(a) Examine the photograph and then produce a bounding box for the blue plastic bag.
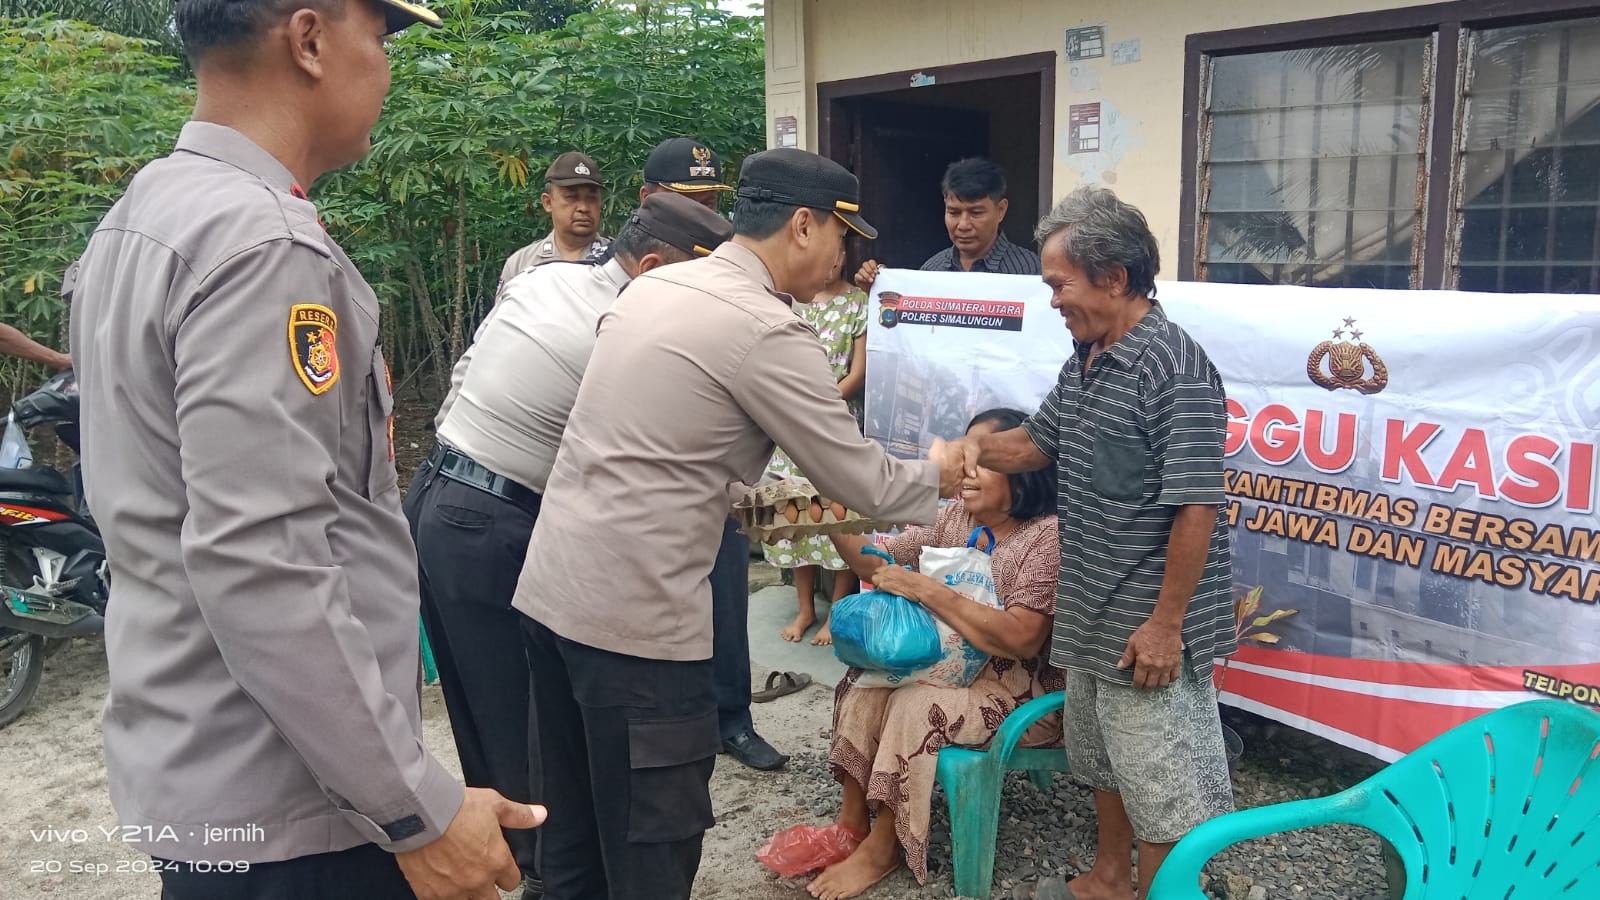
[830,547,943,677]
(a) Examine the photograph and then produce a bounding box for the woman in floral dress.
[766,246,869,645]
[807,409,1065,900]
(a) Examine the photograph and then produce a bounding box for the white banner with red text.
[863,268,1600,761]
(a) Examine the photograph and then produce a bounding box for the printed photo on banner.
[864,268,1600,761]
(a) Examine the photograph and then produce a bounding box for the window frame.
[1180,0,1600,288]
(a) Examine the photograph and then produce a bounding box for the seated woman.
[807,408,1064,900]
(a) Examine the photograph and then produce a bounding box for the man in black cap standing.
[408,191,734,900]
[639,135,785,772]
[510,147,969,899]
[495,150,610,300]
[641,136,734,212]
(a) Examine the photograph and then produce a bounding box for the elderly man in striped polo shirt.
[954,186,1236,900]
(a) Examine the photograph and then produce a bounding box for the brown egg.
[782,500,800,524]
[829,502,847,521]
[809,501,824,523]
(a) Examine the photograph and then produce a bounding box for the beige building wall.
[764,0,1439,273]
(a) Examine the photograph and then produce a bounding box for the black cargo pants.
[522,617,719,900]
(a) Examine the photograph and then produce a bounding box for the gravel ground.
[2,398,1401,899]
[756,712,1394,900]
[0,627,1398,900]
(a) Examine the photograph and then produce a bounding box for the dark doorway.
[820,53,1056,270]
[846,102,989,270]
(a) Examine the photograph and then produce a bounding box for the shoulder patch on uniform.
[289,304,340,395]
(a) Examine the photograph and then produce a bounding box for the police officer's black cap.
[627,192,735,258]
[376,0,443,33]
[735,148,878,240]
[644,138,734,194]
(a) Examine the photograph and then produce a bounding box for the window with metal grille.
[1198,40,1431,289]
[1185,4,1600,294]
[1455,16,1600,294]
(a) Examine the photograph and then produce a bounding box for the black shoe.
[722,729,789,771]
[519,874,544,899]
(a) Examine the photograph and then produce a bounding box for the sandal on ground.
[751,670,812,703]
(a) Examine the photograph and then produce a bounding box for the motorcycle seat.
[0,466,73,496]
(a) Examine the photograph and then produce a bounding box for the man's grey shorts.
[1062,664,1234,843]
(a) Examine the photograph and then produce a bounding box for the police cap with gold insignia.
[546,151,603,188]
[735,148,877,239]
[644,137,734,194]
[376,0,442,33]
[626,191,735,258]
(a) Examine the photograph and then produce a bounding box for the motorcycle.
[0,370,108,728]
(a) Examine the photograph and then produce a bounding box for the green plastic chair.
[936,690,1069,900]
[419,617,439,686]
[1149,699,1600,900]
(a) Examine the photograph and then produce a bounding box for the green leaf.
[1,2,764,387]
[1238,586,1265,621]
[1251,609,1299,629]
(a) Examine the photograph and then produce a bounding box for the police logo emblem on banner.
[689,145,717,178]
[878,291,902,329]
[289,304,340,395]
[1307,316,1387,395]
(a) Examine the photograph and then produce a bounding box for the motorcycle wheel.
[0,630,45,729]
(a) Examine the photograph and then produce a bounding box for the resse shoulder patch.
[289,304,340,395]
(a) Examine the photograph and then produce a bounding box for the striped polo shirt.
[1021,301,1236,684]
[921,231,1041,275]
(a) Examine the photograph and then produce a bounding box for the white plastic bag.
[0,418,32,469]
[856,527,1002,689]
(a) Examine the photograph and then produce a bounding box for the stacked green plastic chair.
[1150,700,1600,899]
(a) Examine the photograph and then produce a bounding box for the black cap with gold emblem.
[734,148,877,239]
[376,0,443,33]
[627,192,735,258]
[644,137,734,194]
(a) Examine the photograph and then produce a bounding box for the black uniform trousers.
[710,517,754,742]
[402,458,540,881]
[157,843,414,900]
[522,617,719,900]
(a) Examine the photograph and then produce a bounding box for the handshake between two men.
[928,425,1051,500]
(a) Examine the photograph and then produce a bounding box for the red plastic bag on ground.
[755,823,866,876]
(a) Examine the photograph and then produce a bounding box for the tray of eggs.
[733,478,897,543]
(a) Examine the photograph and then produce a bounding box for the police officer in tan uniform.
[638,135,788,771]
[495,152,610,300]
[406,192,733,897]
[68,3,541,899]
[513,148,969,899]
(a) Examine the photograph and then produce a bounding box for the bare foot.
[781,611,816,643]
[1061,867,1136,900]
[810,621,833,646]
[806,839,899,900]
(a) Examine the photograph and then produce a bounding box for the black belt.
[427,444,541,511]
